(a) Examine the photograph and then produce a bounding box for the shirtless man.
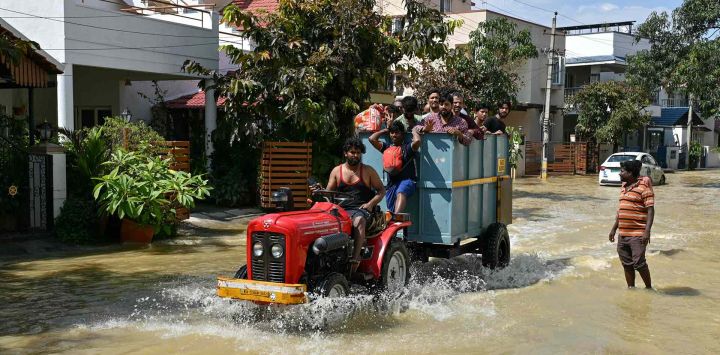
[313,137,385,273]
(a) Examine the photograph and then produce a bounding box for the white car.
[599,152,666,186]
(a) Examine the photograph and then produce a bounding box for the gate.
[524,141,591,176]
[1,128,52,232]
[260,142,313,210]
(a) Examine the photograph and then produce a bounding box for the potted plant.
[689,141,702,170]
[93,149,211,243]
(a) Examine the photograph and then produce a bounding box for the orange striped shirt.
[617,176,654,237]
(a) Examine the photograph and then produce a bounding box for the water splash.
[91,253,568,337]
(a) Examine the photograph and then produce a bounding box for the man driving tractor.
[311,137,385,274]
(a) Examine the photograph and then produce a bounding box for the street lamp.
[36,121,54,142]
[120,108,133,122]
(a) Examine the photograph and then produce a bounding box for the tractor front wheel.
[315,272,350,297]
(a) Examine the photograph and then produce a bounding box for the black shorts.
[345,208,385,235]
[346,208,373,227]
[617,236,648,270]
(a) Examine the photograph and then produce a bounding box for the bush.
[93,150,211,236]
[55,197,103,244]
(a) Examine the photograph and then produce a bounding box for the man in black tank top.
[316,137,385,273]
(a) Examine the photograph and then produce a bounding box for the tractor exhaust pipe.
[312,233,350,255]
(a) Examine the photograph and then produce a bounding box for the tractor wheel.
[315,272,350,297]
[378,238,411,292]
[482,223,511,269]
[233,265,248,279]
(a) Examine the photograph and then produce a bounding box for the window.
[607,154,636,163]
[440,0,452,13]
[76,107,112,129]
[391,17,404,35]
[552,57,565,86]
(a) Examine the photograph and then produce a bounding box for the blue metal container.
[360,133,511,245]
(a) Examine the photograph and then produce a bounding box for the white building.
[562,21,719,168]
[0,0,234,155]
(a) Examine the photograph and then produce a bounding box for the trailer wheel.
[315,272,350,297]
[379,238,411,292]
[233,265,248,279]
[482,223,510,269]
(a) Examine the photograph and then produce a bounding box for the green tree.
[627,0,720,117]
[186,0,459,139]
[182,0,460,200]
[570,81,652,150]
[405,18,538,108]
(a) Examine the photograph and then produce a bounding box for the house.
[382,1,567,145]
[562,21,719,168]
[0,17,63,143]
[0,0,229,157]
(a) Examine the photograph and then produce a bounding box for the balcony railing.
[564,87,583,104]
[660,98,688,107]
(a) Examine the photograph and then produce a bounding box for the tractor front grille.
[251,232,286,283]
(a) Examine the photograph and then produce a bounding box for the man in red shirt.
[608,160,655,289]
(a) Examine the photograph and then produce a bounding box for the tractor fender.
[365,221,411,279]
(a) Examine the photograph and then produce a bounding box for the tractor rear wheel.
[482,223,511,269]
[233,265,248,279]
[378,238,410,292]
[315,272,350,297]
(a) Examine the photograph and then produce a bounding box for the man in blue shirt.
[368,120,426,213]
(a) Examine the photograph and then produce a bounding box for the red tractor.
[217,134,512,305]
[218,189,411,304]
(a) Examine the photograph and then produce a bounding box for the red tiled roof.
[231,0,279,14]
[165,91,227,109]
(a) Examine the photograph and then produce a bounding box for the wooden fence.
[156,141,191,220]
[261,142,313,209]
[524,141,590,176]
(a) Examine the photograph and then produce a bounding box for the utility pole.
[686,94,693,170]
[541,12,557,181]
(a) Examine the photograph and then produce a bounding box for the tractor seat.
[365,209,386,238]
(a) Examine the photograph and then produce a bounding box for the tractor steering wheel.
[311,189,354,206]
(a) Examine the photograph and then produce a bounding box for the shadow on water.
[655,248,684,257]
[513,207,555,222]
[513,190,609,202]
[686,182,720,189]
[656,286,701,297]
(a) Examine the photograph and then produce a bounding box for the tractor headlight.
[271,243,284,258]
[253,241,264,257]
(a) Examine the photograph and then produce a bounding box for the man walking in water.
[609,160,655,289]
[313,137,385,273]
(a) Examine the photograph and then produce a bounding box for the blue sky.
[474,0,684,28]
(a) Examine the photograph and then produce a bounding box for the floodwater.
[1,170,719,354]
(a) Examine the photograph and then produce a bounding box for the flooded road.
[1,170,719,354]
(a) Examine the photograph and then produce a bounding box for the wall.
[0,0,67,62]
[565,32,649,59]
[0,0,219,75]
[119,80,201,123]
